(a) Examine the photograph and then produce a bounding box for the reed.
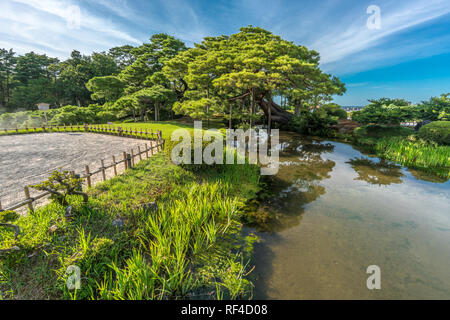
[376,137,450,177]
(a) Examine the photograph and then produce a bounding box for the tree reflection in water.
[346,157,405,186]
[250,136,335,232]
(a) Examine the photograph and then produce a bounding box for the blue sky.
[1,0,450,105]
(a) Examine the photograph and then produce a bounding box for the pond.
[252,132,450,299]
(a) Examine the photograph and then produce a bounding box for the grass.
[376,136,450,178]
[0,152,260,300]
[333,124,450,178]
[0,119,225,141]
[117,121,196,140]
[117,118,227,139]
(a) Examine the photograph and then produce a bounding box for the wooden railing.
[0,126,165,213]
[1,123,163,141]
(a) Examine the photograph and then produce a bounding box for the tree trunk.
[250,88,255,129]
[257,94,293,127]
[294,99,303,115]
[229,104,233,129]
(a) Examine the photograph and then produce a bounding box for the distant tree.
[0,49,16,109]
[133,85,176,121]
[120,34,186,95]
[86,76,125,102]
[109,45,136,70]
[14,52,58,85]
[415,94,450,121]
[58,51,119,107]
[367,97,410,108]
[352,98,415,125]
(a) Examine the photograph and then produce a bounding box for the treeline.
[352,96,450,125]
[2,25,448,133]
[1,27,348,129]
[0,48,131,112]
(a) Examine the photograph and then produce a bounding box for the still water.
[253,132,450,299]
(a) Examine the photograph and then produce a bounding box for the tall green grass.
[376,137,450,177]
[0,153,260,300]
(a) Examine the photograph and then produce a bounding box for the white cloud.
[309,0,450,72]
[0,0,142,58]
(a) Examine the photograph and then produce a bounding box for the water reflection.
[252,133,450,300]
[408,168,450,184]
[251,135,335,232]
[346,157,405,186]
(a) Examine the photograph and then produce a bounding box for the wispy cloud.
[309,0,450,72]
[1,0,449,77]
[0,0,142,58]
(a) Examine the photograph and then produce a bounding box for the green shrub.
[352,104,414,125]
[353,124,415,147]
[418,121,450,145]
[289,107,338,136]
[414,94,450,121]
[323,103,348,120]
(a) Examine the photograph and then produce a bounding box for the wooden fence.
[1,123,163,141]
[0,127,165,213]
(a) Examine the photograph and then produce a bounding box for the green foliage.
[375,136,450,177]
[0,211,19,223]
[165,130,226,172]
[86,76,124,102]
[352,102,414,125]
[415,94,450,121]
[353,124,415,146]
[352,95,450,125]
[1,49,120,113]
[322,103,347,119]
[133,85,176,121]
[0,152,260,300]
[120,34,186,95]
[163,26,345,125]
[31,170,87,205]
[288,107,339,136]
[367,98,410,108]
[0,104,121,128]
[418,121,450,145]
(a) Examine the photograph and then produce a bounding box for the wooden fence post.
[145,143,149,158]
[138,146,142,161]
[101,159,107,181]
[131,149,135,166]
[85,165,92,188]
[0,199,2,211]
[24,186,33,212]
[127,153,132,168]
[123,152,128,170]
[112,155,118,176]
